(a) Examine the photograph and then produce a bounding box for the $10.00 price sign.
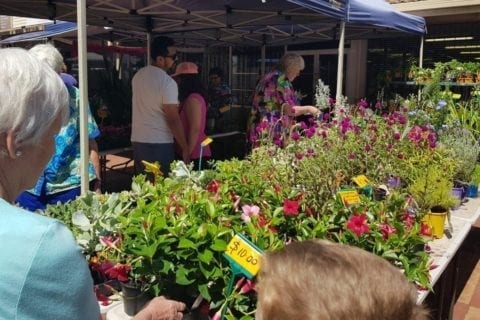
[223,233,263,279]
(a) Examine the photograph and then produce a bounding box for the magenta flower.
[306,127,316,138]
[283,199,299,216]
[379,223,396,239]
[346,214,370,236]
[291,131,300,141]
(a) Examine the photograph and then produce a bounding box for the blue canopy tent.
[290,0,426,101]
[0,0,425,193]
[0,21,77,44]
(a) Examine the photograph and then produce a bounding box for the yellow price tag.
[338,189,361,206]
[352,175,370,188]
[224,234,263,278]
[201,137,213,147]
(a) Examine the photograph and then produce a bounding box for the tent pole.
[77,0,89,195]
[335,21,346,106]
[419,35,424,68]
[228,46,233,87]
[418,35,424,100]
[147,32,152,65]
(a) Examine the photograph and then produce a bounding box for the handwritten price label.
[338,189,361,206]
[224,234,263,278]
[352,175,370,188]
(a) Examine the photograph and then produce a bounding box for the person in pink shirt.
[172,62,211,170]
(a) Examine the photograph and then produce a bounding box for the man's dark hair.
[150,36,175,61]
[209,67,224,79]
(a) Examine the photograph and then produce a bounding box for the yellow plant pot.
[423,210,447,239]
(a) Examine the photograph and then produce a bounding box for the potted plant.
[467,164,480,197]
[407,156,458,238]
[439,126,480,195]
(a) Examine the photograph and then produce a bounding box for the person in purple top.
[60,62,78,87]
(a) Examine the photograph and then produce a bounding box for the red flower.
[104,263,131,282]
[206,180,220,194]
[346,214,370,236]
[420,222,432,237]
[283,199,299,216]
[379,223,396,239]
[402,213,415,230]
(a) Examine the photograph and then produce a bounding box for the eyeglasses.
[164,53,177,61]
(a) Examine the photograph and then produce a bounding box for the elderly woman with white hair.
[0,48,186,319]
[15,43,102,211]
[251,52,320,124]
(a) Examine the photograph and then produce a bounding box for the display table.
[104,197,480,319]
[98,147,133,192]
[417,197,480,303]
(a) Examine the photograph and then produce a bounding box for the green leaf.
[210,239,227,252]
[178,238,196,249]
[206,200,216,218]
[198,283,212,301]
[176,266,195,285]
[199,249,214,264]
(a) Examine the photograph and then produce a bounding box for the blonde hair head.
[256,240,429,320]
[279,53,304,73]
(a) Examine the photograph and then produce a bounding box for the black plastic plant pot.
[373,187,387,201]
[120,282,151,316]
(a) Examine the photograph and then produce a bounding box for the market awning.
[0,1,425,47]
[0,21,77,44]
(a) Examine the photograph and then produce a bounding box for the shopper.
[172,62,211,170]
[131,36,189,177]
[0,47,186,320]
[206,66,233,133]
[256,240,429,320]
[16,43,101,211]
[251,53,319,124]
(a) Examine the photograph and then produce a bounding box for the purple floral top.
[252,70,299,120]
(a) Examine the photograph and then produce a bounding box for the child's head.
[256,240,429,320]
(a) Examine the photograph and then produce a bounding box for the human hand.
[133,296,186,320]
[309,106,320,117]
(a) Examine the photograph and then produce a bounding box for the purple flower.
[306,127,316,138]
[291,131,300,141]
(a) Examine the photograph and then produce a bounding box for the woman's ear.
[5,130,21,159]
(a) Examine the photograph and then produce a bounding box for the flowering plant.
[46,99,470,318]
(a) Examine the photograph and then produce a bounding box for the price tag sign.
[223,233,263,279]
[352,175,370,188]
[338,189,361,206]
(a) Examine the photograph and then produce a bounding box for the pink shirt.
[180,93,211,159]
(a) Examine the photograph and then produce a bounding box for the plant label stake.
[221,233,263,319]
[199,137,213,171]
[352,175,373,198]
[338,189,361,206]
[352,175,370,188]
